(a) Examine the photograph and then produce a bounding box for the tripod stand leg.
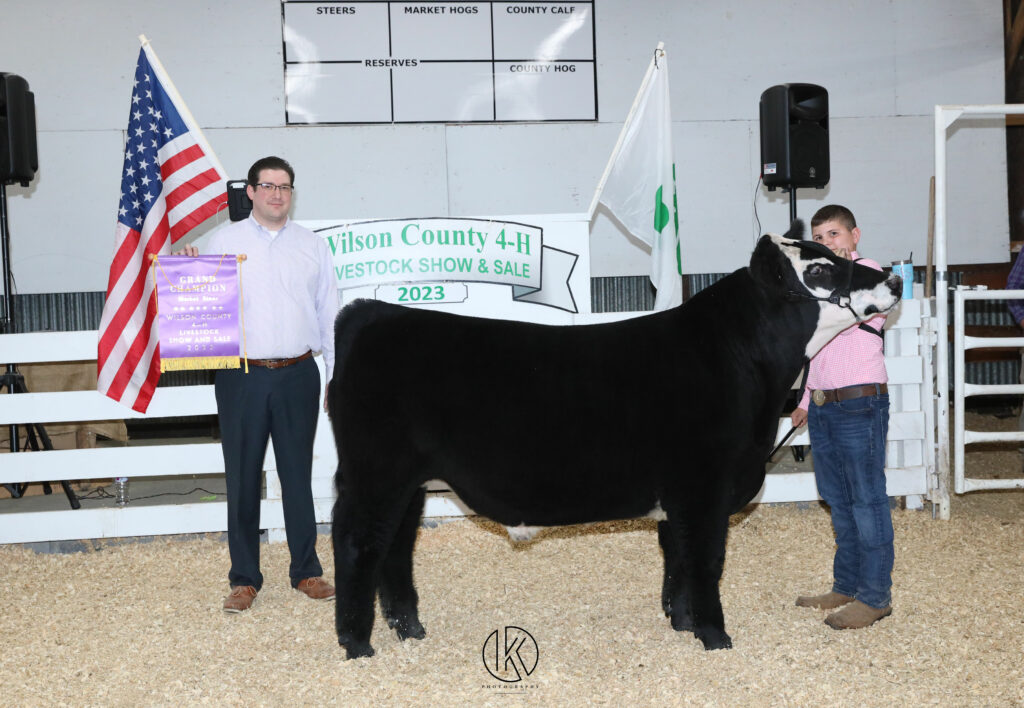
[2,185,79,508]
[60,480,81,510]
[27,422,79,508]
[5,371,82,510]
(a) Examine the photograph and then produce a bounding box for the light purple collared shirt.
[208,214,339,379]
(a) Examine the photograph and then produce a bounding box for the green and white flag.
[595,45,681,310]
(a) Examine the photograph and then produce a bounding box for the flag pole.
[137,34,228,180]
[587,41,665,222]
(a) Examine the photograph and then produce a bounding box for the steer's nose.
[886,274,902,297]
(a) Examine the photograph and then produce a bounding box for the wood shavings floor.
[1,413,1022,706]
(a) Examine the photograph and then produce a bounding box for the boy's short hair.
[810,204,857,231]
[247,156,295,187]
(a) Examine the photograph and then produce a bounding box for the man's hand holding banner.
[152,254,246,373]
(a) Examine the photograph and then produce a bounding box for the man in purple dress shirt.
[182,156,339,612]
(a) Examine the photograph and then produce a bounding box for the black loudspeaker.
[0,73,38,187]
[226,180,252,221]
[759,83,828,191]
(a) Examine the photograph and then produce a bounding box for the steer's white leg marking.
[506,524,544,542]
[646,503,667,521]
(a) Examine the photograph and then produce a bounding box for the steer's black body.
[328,224,902,659]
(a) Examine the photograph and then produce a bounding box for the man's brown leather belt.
[246,350,312,369]
[811,383,887,406]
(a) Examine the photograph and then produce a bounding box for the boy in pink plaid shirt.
[790,204,894,630]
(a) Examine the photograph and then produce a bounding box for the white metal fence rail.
[1,301,935,545]
[0,330,357,545]
[953,287,1024,493]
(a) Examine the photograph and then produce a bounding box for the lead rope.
[766,360,811,463]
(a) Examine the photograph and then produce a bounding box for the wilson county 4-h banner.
[152,255,244,372]
[309,215,588,319]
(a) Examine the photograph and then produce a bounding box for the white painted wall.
[0,0,1007,294]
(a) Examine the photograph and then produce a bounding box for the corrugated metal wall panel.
[962,297,1014,327]
[12,292,105,333]
[590,274,731,313]
[964,360,1019,387]
[590,276,655,313]
[686,273,730,297]
[7,282,1023,388]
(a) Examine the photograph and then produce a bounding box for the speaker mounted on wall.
[759,83,829,192]
[0,72,38,187]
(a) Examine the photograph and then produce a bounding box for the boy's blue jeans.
[807,391,893,609]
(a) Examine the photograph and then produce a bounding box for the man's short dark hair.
[247,156,295,187]
[810,204,857,231]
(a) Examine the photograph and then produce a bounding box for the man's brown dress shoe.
[296,576,335,600]
[223,585,257,613]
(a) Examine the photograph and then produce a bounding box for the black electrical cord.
[75,484,226,502]
[752,173,763,238]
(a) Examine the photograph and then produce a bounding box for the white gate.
[952,287,1024,493]
[933,103,1024,517]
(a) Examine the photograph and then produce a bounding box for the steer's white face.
[770,234,902,358]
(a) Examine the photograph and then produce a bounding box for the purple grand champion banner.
[154,254,242,372]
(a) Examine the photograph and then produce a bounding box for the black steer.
[327,223,902,659]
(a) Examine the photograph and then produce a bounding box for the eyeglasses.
[254,183,294,195]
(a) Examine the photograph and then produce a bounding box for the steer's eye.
[807,264,824,276]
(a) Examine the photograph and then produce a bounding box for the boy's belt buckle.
[812,390,826,406]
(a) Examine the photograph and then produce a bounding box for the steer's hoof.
[386,612,426,641]
[669,610,694,633]
[340,639,375,660]
[395,620,426,642]
[697,629,733,651]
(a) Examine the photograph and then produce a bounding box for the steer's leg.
[663,502,732,650]
[332,486,387,660]
[683,508,732,650]
[657,520,692,630]
[378,486,426,642]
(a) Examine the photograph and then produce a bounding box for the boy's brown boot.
[824,600,892,630]
[795,591,854,610]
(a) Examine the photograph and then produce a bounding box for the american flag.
[97,41,227,412]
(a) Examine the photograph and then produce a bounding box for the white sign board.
[282,1,597,123]
[303,213,590,323]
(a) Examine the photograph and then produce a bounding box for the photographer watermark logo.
[482,626,539,682]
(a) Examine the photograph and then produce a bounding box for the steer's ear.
[749,234,792,293]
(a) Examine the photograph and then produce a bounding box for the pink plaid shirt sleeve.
[798,253,888,410]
